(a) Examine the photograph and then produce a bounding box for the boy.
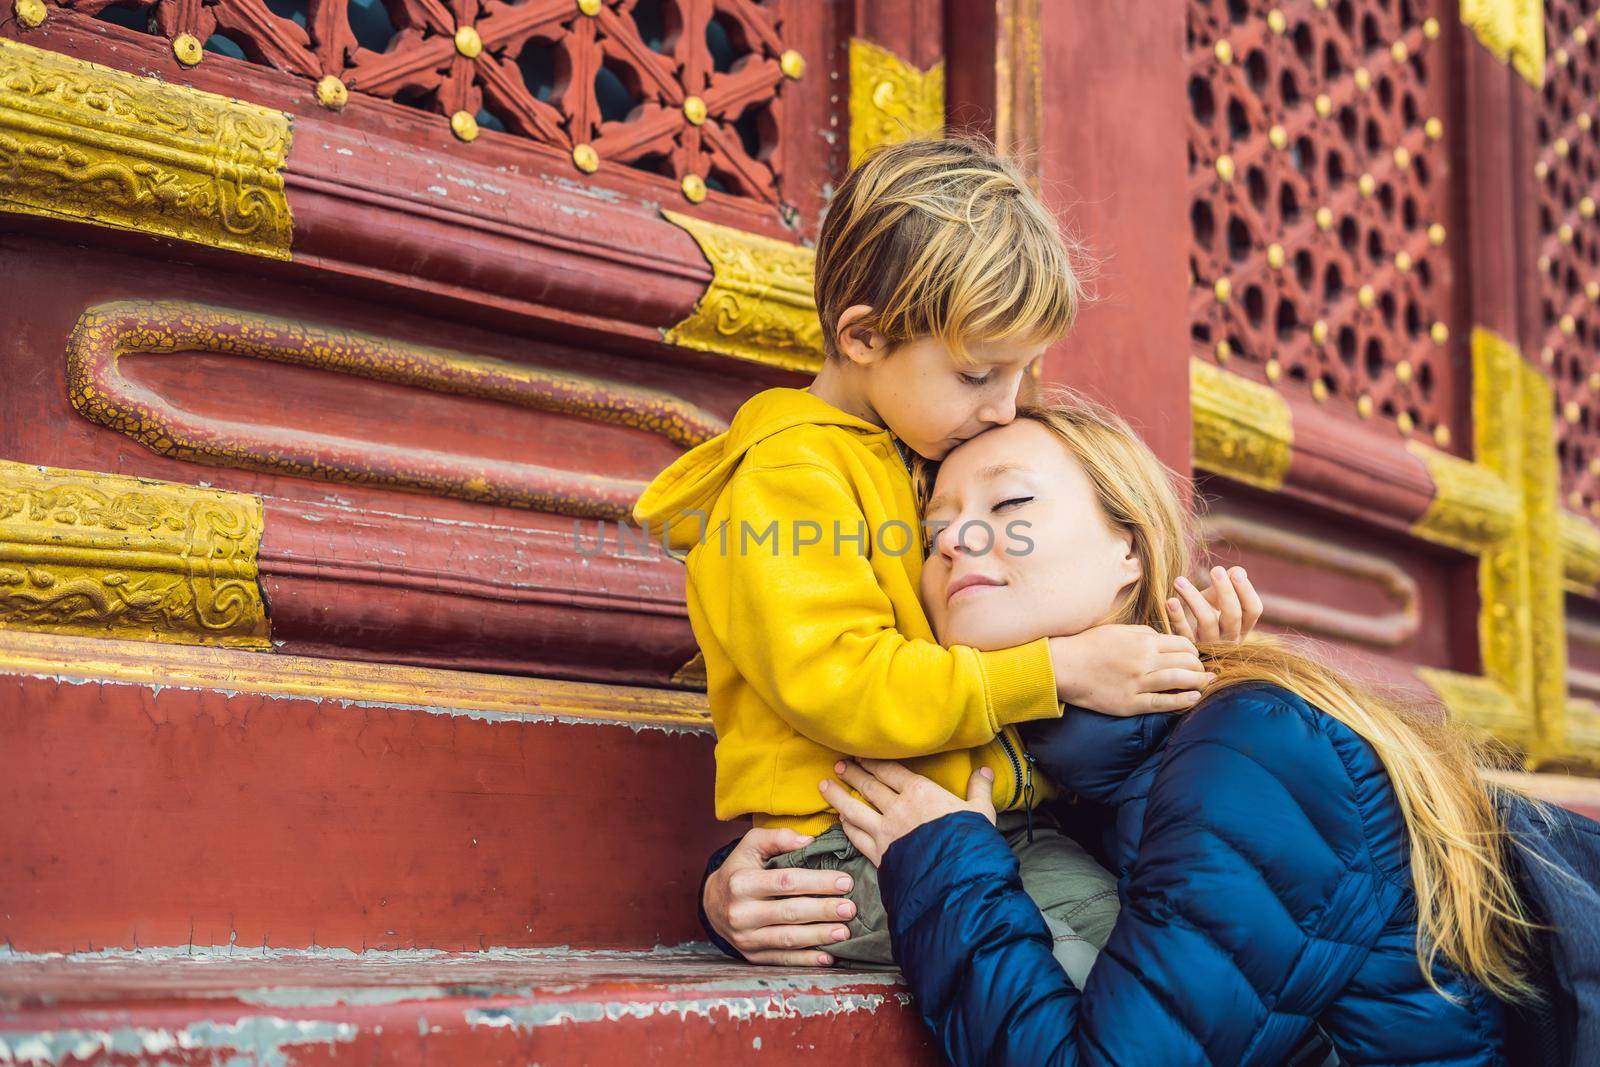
[634,138,1210,968]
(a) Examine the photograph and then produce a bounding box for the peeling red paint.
[0,952,940,1065]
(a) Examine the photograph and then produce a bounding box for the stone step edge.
[0,947,924,1064]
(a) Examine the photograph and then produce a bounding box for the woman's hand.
[1167,565,1262,644]
[822,760,997,867]
[702,827,857,966]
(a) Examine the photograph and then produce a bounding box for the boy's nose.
[978,393,1017,426]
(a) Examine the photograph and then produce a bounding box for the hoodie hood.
[633,387,888,552]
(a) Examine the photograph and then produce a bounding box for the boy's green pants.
[766,808,1116,988]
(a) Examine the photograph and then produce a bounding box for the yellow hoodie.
[634,387,1062,834]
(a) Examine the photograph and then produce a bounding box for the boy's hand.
[1049,626,1212,715]
[1166,565,1263,645]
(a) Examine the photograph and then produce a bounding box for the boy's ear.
[835,305,889,365]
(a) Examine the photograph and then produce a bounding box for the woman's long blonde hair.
[916,389,1541,1004]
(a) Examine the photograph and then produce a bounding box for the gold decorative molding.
[670,649,707,690]
[1472,328,1535,731]
[1561,510,1600,594]
[849,38,945,163]
[1459,0,1547,87]
[1416,667,1532,752]
[0,38,293,259]
[1565,700,1600,768]
[0,459,270,648]
[1523,361,1568,755]
[1406,440,1518,554]
[0,627,712,729]
[1189,358,1293,491]
[1470,326,1568,759]
[661,210,824,373]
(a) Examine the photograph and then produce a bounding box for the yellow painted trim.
[1522,362,1568,756]
[0,38,293,259]
[0,459,270,649]
[1561,510,1600,594]
[1189,358,1293,491]
[0,627,712,729]
[1467,327,1572,761]
[849,38,945,163]
[1565,700,1600,768]
[1406,440,1518,554]
[1459,0,1547,87]
[661,210,824,373]
[671,649,707,689]
[1471,328,1538,740]
[1416,667,1532,754]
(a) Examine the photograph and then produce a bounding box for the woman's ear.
[835,305,888,366]
[1115,534,1143,592]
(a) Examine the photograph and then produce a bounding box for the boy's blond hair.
[814,136,1081,362]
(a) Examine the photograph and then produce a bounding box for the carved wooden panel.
[1187,0,1462,450]
[1534,2,1600,516]
[58,0,814,211]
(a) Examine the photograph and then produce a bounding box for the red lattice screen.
[1536,2,1600,515]
[62,0,807,211]
[1187,0,1461,450]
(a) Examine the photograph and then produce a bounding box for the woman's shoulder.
[1169,681,1376,770]
[1154,682,1401,859]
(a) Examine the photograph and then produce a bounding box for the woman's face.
[920,419,1142,651]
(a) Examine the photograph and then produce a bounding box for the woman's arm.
[857,691,1396,1066]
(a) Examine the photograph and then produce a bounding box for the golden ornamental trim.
[670,649,707,690]
[1472,328,1535,725]
[1459,0,1547,87]
[1406,440,1518,554]
[1565,700,1600,769]
[849,38,945,163]
[1416,667,1532,754]
[661,210,824,373]
[1467,326,1569,760]
[0,628,712,730]
[1521,361,1568,755]
[1561,510,1600,594]
[0,38,292,259]
[0,459,270,648]
[1189,358,1293,491]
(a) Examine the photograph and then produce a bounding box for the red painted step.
[0,632,731,955]
[0,949,940,1065]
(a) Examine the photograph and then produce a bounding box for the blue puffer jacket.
[879,682,1509,1066]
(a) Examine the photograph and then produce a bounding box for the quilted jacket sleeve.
[880,688,1402,1067]
[1020,708,1177,802]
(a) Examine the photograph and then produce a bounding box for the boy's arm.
[704,462,1061,758]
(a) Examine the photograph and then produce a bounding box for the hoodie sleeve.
[699,461,1061,758]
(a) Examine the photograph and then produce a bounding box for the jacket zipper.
[995,729,1036,842]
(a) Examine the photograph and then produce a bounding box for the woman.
[711,394,1537,1064]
